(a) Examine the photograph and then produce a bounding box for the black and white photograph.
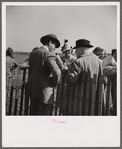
[2,2,120,147]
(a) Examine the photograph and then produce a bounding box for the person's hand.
[62,66,68,72]
[20,63,29,68]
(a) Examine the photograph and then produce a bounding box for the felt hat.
[6,47,14,56]
[61,39,72,53]
[73,39,93,49]
[93,47,102,53]
[111,49,117,56]
[40,34,60,48]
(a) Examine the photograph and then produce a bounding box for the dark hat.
[111,49,117,56]
[73,39,93,49]
[61,39,72,53]
[6,47,14,56]
[40,34,60,48]
[93,47,102,53]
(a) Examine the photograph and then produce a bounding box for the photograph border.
[1,1,121,148]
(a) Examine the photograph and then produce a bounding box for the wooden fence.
[55,72,117,116]
[6,67,30,115]
[6,67,117,116]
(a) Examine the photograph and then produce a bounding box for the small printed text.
[52,119,65,124]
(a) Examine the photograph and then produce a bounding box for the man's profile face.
[48,41,56,52]
[63,50,71,58]
[76,47,81,57]
[76,47,86,57]
[10,51,15,59]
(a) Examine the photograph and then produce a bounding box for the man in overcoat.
[67,39,103,83]
[67,39,104,115]
[28,34,61,115]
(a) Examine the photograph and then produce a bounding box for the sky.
[6,3,118,54]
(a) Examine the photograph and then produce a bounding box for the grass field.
[14,54,29,64]
[13,52,66,64]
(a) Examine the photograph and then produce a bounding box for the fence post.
[59,72,66,115]
[84,73,91,115]
[6,70,12,115]
[55,83,61,115]
[24,83,30,115]
[78,73,86,115]
[62,75,68,115]
[19,68,26,115]
[8,86,13,115]
[67,84,73,115]
[111,76,117,115]
[105,77,111,115]
[91,74,97,115]
[72,83,79,115]
[97,75,104,115]
[14,88,18,115]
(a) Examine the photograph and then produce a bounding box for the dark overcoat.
[28,46,61,104]
[67,52,103,83]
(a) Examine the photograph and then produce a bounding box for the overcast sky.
[6,3,118,54]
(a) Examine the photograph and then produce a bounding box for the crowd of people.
[6,34,117,115]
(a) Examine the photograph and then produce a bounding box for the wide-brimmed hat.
[73,39,93,49]
[40,34,60,48]
[61,39,72,53]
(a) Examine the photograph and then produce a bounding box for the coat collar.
[77,52,93,58]
[42,45,49,51]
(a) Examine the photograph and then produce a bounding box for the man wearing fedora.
[28,34,61,115]
[67,39,103,83]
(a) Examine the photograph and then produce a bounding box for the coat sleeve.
[67,61,82,83]
[103,66,117,76]
[45,54,61,86]
[13,59,20,68]
[103,57,117,76]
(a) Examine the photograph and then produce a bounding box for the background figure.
[111,49,117,57]
[61,39,76,69]
[113,51,117,62]
[67,39,103,83]
[93,47,107,60]
[6,47,20,77]
[103,49,117,115]
[103,49,117,76]
[20,58,29,68]
[55,53,68,72]
[20,47,39,68]
[28,34,61,115]
[6,47,20,67]
[67,39,104,115]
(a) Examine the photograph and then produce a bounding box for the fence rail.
[6,67,117,116]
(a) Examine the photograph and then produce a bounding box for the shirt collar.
[42,45,49,51]
[78,52,93,58]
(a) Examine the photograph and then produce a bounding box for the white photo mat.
[2,2,120,147]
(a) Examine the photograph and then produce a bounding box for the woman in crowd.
[93,47,107,60]
[6,47,20,77]
[103,49,117,115]
[6,47,20,68]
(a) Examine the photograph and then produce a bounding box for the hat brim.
[41,36,60,48]
[62,49,71,53]
[73,45,93,49]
